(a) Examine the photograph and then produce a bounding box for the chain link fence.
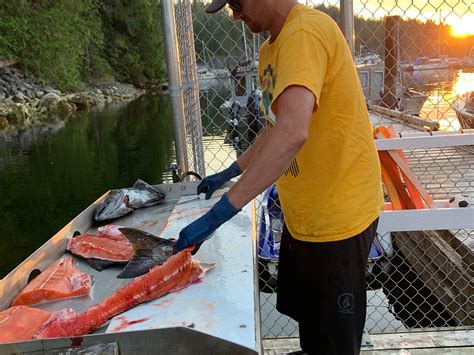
[172,0,473,339]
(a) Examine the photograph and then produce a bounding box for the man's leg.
[278,219,378,355]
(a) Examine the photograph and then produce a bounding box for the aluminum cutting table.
[0,181,260,354]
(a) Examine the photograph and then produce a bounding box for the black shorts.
[276,219,378,354]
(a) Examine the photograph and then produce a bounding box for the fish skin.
[116,227,175,279]
[94,179,165,222]
[11,257,92,307]
[34,248,213,339]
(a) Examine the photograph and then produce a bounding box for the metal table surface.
[0,181,260,354]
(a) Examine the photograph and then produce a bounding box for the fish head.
[94,190,133,222]
[127,180,165,208]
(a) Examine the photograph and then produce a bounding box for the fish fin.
[116,227,175,279]
[198,262,216,274]
[116,257,158,278]
[86,258,117,271]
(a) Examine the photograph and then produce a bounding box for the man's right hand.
[197,161,241,199]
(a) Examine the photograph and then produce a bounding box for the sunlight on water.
[452,72,474,95]
[418,70,473,131]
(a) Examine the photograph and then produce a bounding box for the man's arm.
[228,85,316,209]
[235,124,271,171]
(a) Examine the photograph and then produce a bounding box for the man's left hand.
[175,193,241,254]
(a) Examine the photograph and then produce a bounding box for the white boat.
[356,62,428,116]
[452,92,474,129]
[197,66,230,91]
[411,56,455,71]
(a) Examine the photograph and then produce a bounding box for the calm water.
[405,69,474,130]
[0,96,174,277]
[0,92,236,278]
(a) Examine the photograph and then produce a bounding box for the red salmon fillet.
[11,257,92,306]
[34,248,205,339]
[0,306,51,343]
[67,232,133,262]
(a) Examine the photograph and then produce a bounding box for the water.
[405,69,474,130]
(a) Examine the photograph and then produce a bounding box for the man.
[176,1,383,353]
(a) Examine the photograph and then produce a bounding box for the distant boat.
[356,62,427,116]
[197,66,230,91]
[411,56,458,71]
[452,92,474,129]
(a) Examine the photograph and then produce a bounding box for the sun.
[449,16,474,38]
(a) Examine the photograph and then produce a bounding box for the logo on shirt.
[260,64,276,125]
[260,64,299,178]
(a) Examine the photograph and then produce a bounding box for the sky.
[297,0,473,36]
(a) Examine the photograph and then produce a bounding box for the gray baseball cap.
[206,0,227,13]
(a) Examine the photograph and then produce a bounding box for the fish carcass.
[66,225,133,271]
[94,179,165,222]
[11,256,92,307]
[34,248,214,339]
[66,226,175,278]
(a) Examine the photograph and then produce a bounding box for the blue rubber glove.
[197,162,241,200]
[175,193,241,254]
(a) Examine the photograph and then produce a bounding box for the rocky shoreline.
[0,67,147,130]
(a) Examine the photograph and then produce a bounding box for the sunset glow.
[449,17,474,38]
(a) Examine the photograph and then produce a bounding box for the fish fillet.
[67,233,133,262]
[34,248,209,339]
[0,306,51,343]
[11,256,92,306]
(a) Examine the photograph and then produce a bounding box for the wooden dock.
[263,329,474,354]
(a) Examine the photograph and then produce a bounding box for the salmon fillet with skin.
[11,256,92,307]
[34,248,213,339]
[0,306,52,343]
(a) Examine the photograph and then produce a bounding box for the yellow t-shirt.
[258,4,383,242]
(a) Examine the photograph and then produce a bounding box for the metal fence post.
[161,0,189,173]
[340,0,354,56]
[175,1,206,178]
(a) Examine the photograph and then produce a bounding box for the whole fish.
[67,226,175,278]
[94,179,165,222]
[34,248,214,339]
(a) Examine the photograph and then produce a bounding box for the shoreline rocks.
[0,67,146,130]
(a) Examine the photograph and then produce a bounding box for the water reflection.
[405,69,474,131]
[0,95,176,277]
